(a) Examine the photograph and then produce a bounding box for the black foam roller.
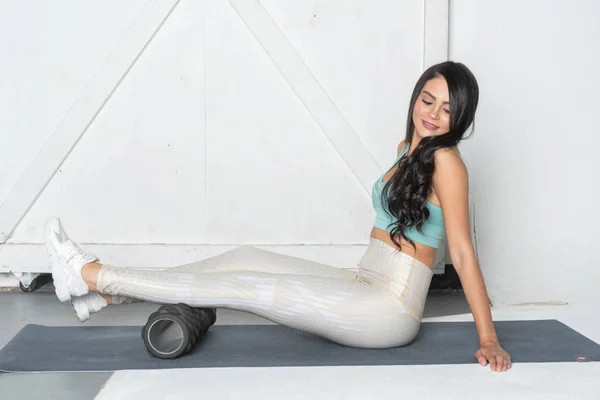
[141,303,217,359]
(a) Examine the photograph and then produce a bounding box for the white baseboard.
[0,273,20,289]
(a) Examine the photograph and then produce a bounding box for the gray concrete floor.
[0,284,469,400]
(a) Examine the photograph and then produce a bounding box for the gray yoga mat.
[1,319,599,372]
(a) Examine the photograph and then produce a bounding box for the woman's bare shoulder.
[434,147,467,178]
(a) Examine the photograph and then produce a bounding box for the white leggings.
[97,238,433,348]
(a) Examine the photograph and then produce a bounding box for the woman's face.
[412,76,451,139]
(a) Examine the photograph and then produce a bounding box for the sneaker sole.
[44,218,89,302]
[45,220,72,302]
[72,298,91,322]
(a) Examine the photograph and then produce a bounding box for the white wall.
[7,1,593,307]
[1,0,449,288]
[449,0,600,305]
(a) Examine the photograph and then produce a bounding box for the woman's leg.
[46,217,419,347]
[167,246,357,280]
[74,246,358,318]
[46,217,356,320]
[85,263,418,348]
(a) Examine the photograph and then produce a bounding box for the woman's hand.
[475,342,512,372]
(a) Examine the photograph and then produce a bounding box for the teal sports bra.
[371,145,445,248]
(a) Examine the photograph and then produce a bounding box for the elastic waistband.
[366,238,431,271]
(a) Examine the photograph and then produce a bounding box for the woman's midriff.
[369,227,437,271]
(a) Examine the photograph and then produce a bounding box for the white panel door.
[0,0,448,277]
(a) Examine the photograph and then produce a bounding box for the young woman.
[45,61,511,372]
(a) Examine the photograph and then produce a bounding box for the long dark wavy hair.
[381,61,479,251]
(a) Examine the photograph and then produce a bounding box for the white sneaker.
[45,217,98,302]
[71,292,108,322]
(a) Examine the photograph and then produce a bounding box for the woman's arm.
[432,148,511,372]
